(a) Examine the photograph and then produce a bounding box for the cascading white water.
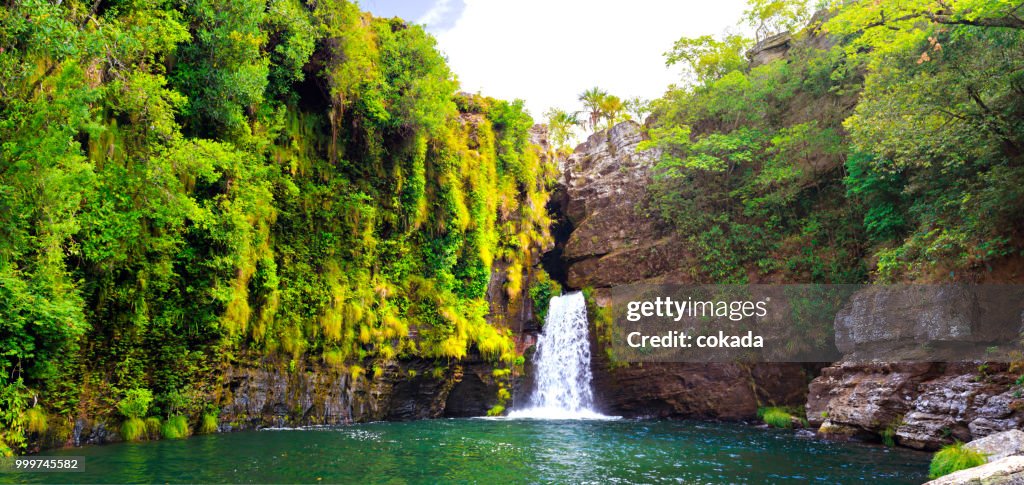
[508,292,612,419]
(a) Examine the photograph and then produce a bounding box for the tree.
[577,87,608,131]
[599,95,626,130]
[742,0,810,41]
[544,108,581,151]
[625,97,652,123]
[665,34,751,87]
[826,0,1024,279]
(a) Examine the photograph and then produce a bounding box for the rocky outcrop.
[807,285,1024,449]
[559,121,691,289]
[811,365,1024,450]
[747,32,792,67]
[834,285,1023,361]
[217,354,506,429]
[219,357,354,428]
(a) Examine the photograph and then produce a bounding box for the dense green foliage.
[641,0,1024,284]
[528,272,561,325]
[643,29,865,283]
[117,389,153,419]
[929,442,987,479]
[0,0,553,453]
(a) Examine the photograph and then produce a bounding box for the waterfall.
[508,292,612,419]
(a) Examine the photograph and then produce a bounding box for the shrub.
[760,407,793,428]
[199,413,218,434]
[486,405,505,416]
[24,408,47,434]
[929,442,986,479]
[117,389,153,419]
[121,417,146,442]
[160,415,190,439]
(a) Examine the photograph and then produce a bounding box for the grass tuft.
[160,415,190,439]
[199,413,218,434]
[121,417,147,442]
[760,407,794,429]
[24,408,48,434]
[929,442,986,479]
[144,417,162,439]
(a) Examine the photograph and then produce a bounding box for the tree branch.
[927,12,1024,29]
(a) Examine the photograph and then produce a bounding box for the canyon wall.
[556,120,1024,448]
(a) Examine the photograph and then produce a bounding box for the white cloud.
[433,0,749,121]
[417,0,453,25]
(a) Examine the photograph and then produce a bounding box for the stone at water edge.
[923,430,1024,485]
[967,430,1024,463]
[924,455,1024,485]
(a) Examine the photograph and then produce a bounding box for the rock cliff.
[558,121,690,289]
[554,121,815,419]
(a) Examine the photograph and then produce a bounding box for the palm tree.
[599,95,625,130]
[577,87,608,132]
[544,108,581,150]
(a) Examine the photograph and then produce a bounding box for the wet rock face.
[807,362,1024,449]
[219,358,354,429]
[444,364,503,417]
[218,356,503,428]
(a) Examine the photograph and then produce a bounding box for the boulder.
[967,430,1024,462]
[747,32,792,67]
[925,456,1024,485]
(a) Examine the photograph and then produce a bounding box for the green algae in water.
[3,419,930,484]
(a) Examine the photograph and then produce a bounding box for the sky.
[360,0,749,121]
